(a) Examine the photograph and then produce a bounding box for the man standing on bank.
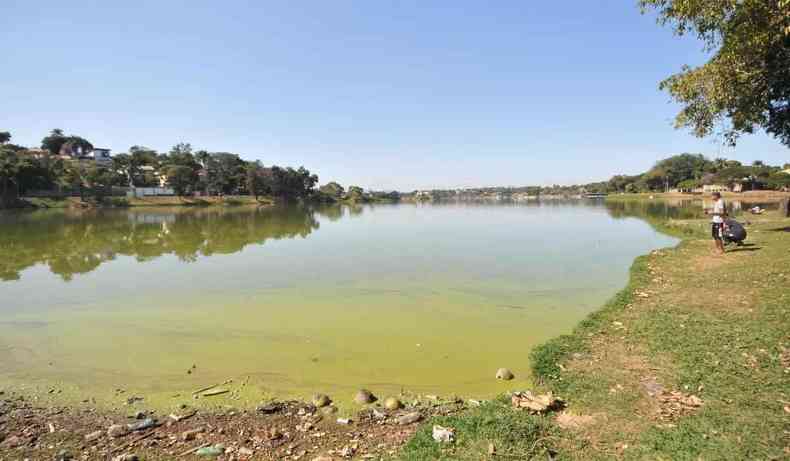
[707,191,727,255]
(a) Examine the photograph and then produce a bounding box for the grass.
[401,397,558,460]
[401,209,790,460]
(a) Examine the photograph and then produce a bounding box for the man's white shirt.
[712,199,725,224]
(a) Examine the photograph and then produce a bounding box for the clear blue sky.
[2,1,787,190]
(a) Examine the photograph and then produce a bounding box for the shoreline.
[1,195,276,210]
[606,190,790,201]
[2,207,787,459]
[0,387,469,460]
[403,208,790,459]
[1,195,400,210]
[0,210,686,460]
[3,190,788,211]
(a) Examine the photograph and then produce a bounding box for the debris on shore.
[0,388,468,459]
[511,391,565,413]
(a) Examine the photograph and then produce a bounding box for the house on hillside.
[137,165,169,187]
[58,143,112,165]
[90,148,112,165]
[58,142,90,159]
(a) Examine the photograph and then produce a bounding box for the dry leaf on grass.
[511,391,564,413]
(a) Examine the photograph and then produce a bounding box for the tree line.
[408,153,790,200]
[0,129,389,203]
[596,153,790,194]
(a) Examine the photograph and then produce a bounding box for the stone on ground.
[383,397,403,410]
[354,389,377,404]
[312,393,332,408]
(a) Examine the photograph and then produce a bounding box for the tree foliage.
[5,129,331,202]
[41,128,94,155]
[0,147,21,198]
[245,162,268,199]
[640,0,790,146]
[319,181,345,199]
[346,186,365,201]
[204,152,245,195]
[166,165,198,197]
[603,152,789,193]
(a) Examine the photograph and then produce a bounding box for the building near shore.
[700,184,731,193]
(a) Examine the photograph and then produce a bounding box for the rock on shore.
[354,389,377,404]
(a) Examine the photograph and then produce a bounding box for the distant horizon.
[3,1,787,190]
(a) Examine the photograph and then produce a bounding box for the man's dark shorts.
[712,223,723,240]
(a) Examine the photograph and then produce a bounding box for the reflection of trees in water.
[604,198,775,224]
[311,203,368,221]
[0,206,321,281]
[604,200,703,222]
[314,204,345,222]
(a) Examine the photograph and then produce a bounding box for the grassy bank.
[402,210,790,460]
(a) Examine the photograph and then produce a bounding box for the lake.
[0,201,682,408]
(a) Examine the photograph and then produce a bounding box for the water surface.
[0,201,678,406]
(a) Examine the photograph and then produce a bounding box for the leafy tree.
[64,136,93,156]
[167,143,196,166]
[195,150,211,169]
[41,129,94,156]
[676,178,700,190]
[84,165,115,189]
[112,154,135,187]
[641,0,790,146]
[0,131,10,144]
[319,181,345,199]
[245,162,269,200]
[607,174,641,193]
[639,153,711,191]
[161,143,200,195]
[346,186,364,201]
[129,146,158,165]
[60,163,86,197]
[15,154,52,193]
[295,166,319,197]
[0,147,20,199]
[166,165,198,197]
[714,164,752,189]
[261,165,318,199]
[205,152,245,195]
[113,146,158,187]
[766,170,790,189]
[41,129,66,154]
